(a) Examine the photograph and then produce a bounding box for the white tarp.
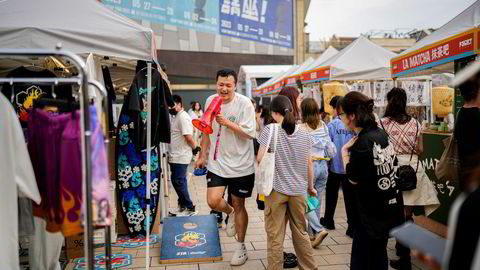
[257,65,299,90]
[322,36,397,81]
[399,1,480,56]
[289,57,315,77]
[238,65,292,97]
[304,46,339,71]
[0,0,156,61]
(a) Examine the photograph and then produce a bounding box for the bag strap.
[273,124,279,153]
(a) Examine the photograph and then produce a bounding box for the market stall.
[0,0,161,268]
[238,65,292,98]
[390,0,480,224]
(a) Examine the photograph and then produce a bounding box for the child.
[301,98,336,248]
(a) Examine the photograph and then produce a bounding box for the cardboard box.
[65,233,84,260]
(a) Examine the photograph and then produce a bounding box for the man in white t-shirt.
[169,95,198,216]
[195,69,256,266]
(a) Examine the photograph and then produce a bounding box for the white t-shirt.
[0,94,41,270]
[169,110,194,164]
[205,93,256,178]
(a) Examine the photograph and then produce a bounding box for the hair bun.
[365,99,374,112]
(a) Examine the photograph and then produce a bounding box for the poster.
[348,82,372,98]
[373,81,394,107]
[102,0,220,34]
[219,0,294,48]
[401,81,430,106]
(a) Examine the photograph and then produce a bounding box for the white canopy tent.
[304,46,339,71]
[283,57,315,86]
[257,65,299,96]
[0,0,156,63]
[238,65,292,97]
[323,36,397,81]
[391,1,480,77]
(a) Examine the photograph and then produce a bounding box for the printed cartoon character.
[16,86,43,122]
[131,171,143,188]
[118,154,129,170]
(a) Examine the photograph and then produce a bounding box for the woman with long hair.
[257,95,318,270]
[279,86,302,121]
[301,98,336,248]
[380,87,439,270]
[339,92,403,270]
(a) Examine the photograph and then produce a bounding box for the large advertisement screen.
[219,0,293,48]
[101,0,293,48]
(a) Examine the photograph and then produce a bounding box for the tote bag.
[255,124,278,196]
[435,135,459,181]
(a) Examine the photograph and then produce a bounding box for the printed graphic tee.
[205,93,256,178]
[346,126,404,239]
[0,94,41,270]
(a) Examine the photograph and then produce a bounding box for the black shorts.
[206,171,255,198]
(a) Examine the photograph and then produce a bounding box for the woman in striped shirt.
[301,98,336,248]
[258,95,318,270]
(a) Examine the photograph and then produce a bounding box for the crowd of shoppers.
[170,66,480,270]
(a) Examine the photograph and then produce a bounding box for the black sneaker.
[210,210,223,227]
[320,217,336,230]
[389,258,412,270]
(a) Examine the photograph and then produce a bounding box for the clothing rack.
[0,47,111,270]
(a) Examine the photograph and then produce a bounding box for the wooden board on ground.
[160,215,222,264]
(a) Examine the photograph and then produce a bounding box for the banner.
[219,0,293,48]
[102,0,220,34]
[391,29,478,77]
[401,81,430,106]
[348,82,372,98]
[373,81,394,107]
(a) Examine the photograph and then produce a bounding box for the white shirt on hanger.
[0,94,40,270]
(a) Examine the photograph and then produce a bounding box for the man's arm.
[225,120,253,140]
[183,134,196,149]
[216,101,256,140]
[199,133,210,161]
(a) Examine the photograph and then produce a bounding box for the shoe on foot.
[311,230,328,248]
[226,210,236,237]
[185,206,198,216]
[230,242,248,266]
[320,217,335,230]
[169,207,186,216]
[390,258,412,270]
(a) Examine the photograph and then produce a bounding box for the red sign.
[285,75,299,85]
[301,67,330,83]
[391,30,476,76]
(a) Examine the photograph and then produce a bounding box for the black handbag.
[380,119,419,191]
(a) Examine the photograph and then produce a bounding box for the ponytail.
[282,109,296,135]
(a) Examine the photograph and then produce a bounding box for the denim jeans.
[169,163,193,209]
[307,160,328,234]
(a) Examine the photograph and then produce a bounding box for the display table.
[419,131,460,225]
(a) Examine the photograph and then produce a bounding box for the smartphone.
[390,222,446,263]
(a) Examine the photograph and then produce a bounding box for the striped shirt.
[259,124,313,196]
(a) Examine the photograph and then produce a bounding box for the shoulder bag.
[255,124,278,196]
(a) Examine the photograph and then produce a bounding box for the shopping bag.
[435,135,459,182]
[306,195,320,213]
[255,124,278,196]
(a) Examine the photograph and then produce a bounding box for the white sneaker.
[230,242,248,266]
[226,210,236,237]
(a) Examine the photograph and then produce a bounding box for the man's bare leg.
[232,195,248,242]
[207,186,233,214]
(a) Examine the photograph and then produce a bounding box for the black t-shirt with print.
[1,66,72,128]
[346,126,404,239]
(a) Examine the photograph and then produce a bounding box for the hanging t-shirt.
[0,94,41,270]
[205,93,256,178]
[1,66,71,128]
[169,110,194,164]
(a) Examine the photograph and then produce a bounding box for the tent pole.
[146,61,152,270]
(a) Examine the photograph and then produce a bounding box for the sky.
[305,0,477,40]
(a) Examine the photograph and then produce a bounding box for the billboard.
[102,0,294,48]
[102,0,219,34]
[219,0,293,48]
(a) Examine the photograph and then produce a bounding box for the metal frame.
[0,47,110,270]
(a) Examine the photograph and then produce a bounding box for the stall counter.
[419,131,460,225]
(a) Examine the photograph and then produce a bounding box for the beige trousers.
[265,190,317,270]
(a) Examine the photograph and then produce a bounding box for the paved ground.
[65,168,428,269]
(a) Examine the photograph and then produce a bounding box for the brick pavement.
[65,168,428,270]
